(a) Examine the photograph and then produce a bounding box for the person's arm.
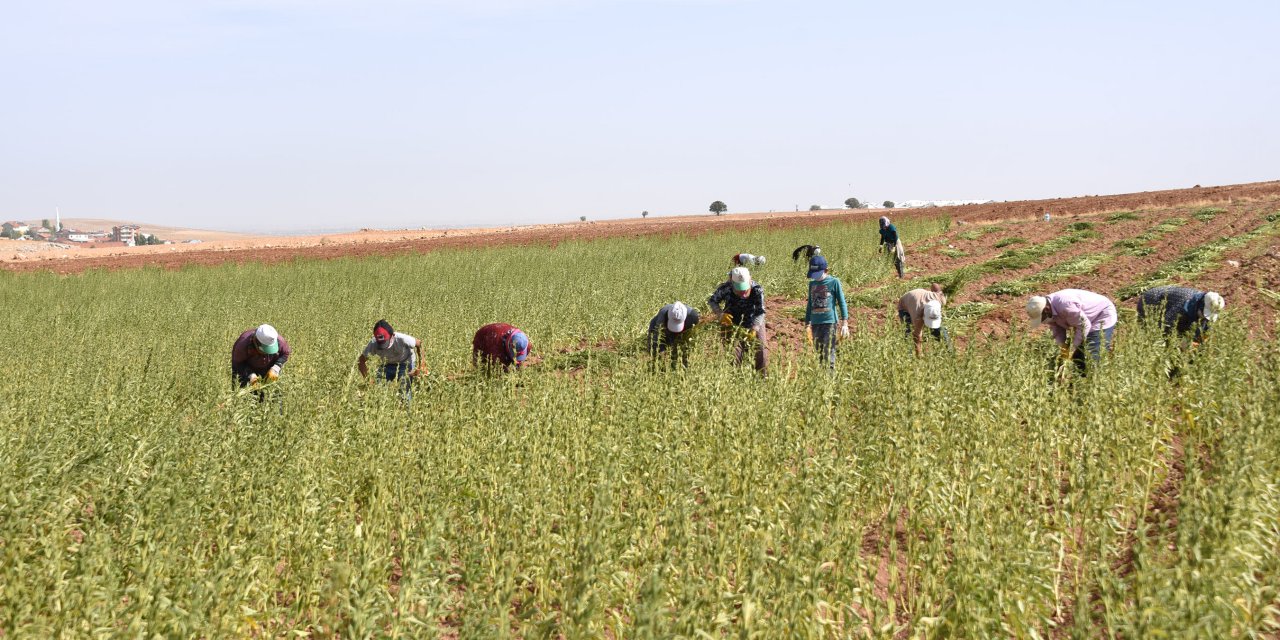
[274,338,292,369]
[230,335,251,377]
[835,279,849,322]
[1049,322,1067,347]
[708,286,725,315]
[913,313,925,356]
[411,342,424,376]
[1059,303,1089,351]
[804,284,814,326]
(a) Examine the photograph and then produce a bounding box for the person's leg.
[752,319,769,375]
[1102,325,1115,353]
[812,323,835,368]
[1085,330,1104,362]
[898,310,912,338]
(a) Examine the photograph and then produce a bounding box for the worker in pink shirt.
[1026,289,1117,371]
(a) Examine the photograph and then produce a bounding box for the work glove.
[840,322,850,338]
[804,325,813,345]
[719,313,734,328]
[1058,345,1072,361]
[267,365,281,381]
[248,373,260,385]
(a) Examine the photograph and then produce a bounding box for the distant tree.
[809,204,822,211]
[2,228,14,239]
[25,228,37,238]
[710,201,727,215]
[42,218,51,229]
[579,216,587,222]
[641,211,648,218]
[883,201,895,209]
[845,198,861,209]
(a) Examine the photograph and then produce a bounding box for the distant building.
[3,221,30,236]
[113,225,140,245]
[66,230,92,242]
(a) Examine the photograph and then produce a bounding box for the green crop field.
[2,217,1279,638]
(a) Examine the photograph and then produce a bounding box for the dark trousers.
[810,322,838,368]
[649,331,690,369]
[722,319,768,375]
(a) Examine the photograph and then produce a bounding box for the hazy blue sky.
[2,1,1277,233]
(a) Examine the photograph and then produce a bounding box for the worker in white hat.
[708,266,768,376]
[1136,286,1225,344]
[230,324,291,398]
[897,284,949,356]
[648,301,702,369]
[1027,289,1117,370]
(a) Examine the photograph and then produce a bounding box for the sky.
[2,0,1278,233]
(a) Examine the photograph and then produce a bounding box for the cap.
[1026,296,1048,329]
[923,300,943,329]
[1203,291,1225,322]
[730,266,751,292]
[509,331,530,362]
[807,255,828,279]
[666,302,688,333]
[254,324,280,354]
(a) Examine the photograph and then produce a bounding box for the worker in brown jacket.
[897,284,949,356]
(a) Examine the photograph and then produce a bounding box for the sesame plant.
[1,216,1277,638]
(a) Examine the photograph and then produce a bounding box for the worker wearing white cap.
[230,324,291,395]
[897,285,948,356]
[1136,286,1225,343]
[708,266,768,375]
[648,301,702,369]
[1027,289,1117,369]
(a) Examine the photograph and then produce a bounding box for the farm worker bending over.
[709,266,768,376]
[231,324,291,387]
[1136,286,1225,343]
[897,284,949,356]
[358,320,424,395]
[648,301,701,369]
[879,216,905,278]
[1027,289,1117,370]
[472,322,530,372]
[803,255,849,368]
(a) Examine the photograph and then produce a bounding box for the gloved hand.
[410,367,425,378]
[1058,345,1072,361]
[719,313,733,327]
[840,322,850,338]
[804,325,813,345]
[248,373,260,385]
[267,365,281,381]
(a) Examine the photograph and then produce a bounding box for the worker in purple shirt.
[231,324,292,399]
[1026,289,1117,371]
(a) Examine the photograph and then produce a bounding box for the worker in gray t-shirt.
[357,320,424,394]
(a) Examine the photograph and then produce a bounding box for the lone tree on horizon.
[883,200,895,209]
[809,204,822,211]
[642,211,648,218]
[710,201,727,216]
[845,197,862,209]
